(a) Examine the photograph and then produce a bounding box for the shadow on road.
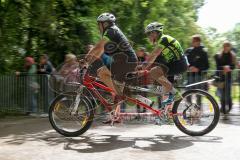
[1,131,222,153]
[63,134,222,153]
[0,117,223,153]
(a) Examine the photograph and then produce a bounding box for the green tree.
[0,0,207,74]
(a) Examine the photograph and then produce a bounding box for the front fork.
[70,86,84,115]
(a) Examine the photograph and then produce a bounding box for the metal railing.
[0,70,240,114]
[0,74,55,114]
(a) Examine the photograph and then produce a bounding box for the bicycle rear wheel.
[172,89,220,136]
[49,92,94,137]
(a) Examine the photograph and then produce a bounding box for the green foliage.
[203,23,240,59]
[201,23,240,69]
[0,0,205,74]
[226,23,240,56]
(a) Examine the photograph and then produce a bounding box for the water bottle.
[136,95,154,107]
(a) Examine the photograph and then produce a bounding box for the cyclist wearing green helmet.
[139,22,188,105]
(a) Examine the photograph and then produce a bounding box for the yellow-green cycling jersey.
[156,34,184,63]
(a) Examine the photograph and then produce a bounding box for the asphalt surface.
[0,110,240,160]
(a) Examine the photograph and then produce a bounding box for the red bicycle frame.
[82,71,163,116]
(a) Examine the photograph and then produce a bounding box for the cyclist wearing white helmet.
[137,22,188,105]
[84,13,138,101]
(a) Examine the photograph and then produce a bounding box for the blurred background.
[1,0,239,72]
[0,0,240,115]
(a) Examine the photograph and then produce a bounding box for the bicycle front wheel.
[172,89,220,136]
[49,92,94,137]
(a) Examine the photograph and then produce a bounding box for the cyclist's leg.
[149,65,172,94]
[166,58,188,101]
[97,66,122,95]
[160,58,188,105]
[149,65,177,107]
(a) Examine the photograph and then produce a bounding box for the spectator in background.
[37,54,55,115]
[185,35,209,105]
[16,57,38,115]
[38,54,55,74]
[59,53,78,76]
[214,41,236,114]
[57,53,79,92]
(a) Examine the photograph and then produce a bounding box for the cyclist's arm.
[143,47,162,69]
[85,39,107,64]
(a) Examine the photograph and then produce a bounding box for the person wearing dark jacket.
[185,35,209,75]
[37,54,55,115]
[214,41,236,114]
[185,35,209,105]
[38,54,55,74]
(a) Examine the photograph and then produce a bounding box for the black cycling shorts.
[154,57,188,76]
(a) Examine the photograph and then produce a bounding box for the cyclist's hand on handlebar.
[79,59,89,69]
[135,65,143,71]
[79,58,85,64]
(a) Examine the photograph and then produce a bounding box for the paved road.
[0,114,240,160]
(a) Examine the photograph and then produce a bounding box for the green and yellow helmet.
[145,22,164,34]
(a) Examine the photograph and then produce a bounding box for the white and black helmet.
[145,22,164,34]
[97,13,116,23]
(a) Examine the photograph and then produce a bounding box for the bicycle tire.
[49,92,94,137]
[172,89,220,136]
